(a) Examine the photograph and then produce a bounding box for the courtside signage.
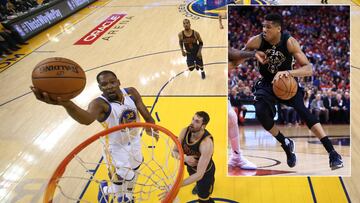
[74,14,126,45]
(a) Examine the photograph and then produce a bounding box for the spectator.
[332,93,346,123]
[343,91,350,124]
[310,94,329,123]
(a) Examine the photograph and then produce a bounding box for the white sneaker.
[229,155,257,170]
[238,156,257,170]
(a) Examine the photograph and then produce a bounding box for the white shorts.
[107,137,143,181]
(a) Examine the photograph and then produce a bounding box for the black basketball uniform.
[182,127,215,203]
[182,30,204,71]
[254,32,318,130]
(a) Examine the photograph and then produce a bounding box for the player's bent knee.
[306,117,319,129]
[255,100,274,131]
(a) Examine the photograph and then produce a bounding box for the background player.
[179,19,206,79]
[31,70,157,202]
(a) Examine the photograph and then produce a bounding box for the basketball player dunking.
[179,19,206,79]
[31,70,157,202]
[166,111,215,203]
[244,13,343,170]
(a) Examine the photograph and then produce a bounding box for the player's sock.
[275,132,287,145]
[320,136,335,153]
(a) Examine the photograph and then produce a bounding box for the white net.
[45,123,183,203]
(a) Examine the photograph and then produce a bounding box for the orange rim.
[43,122,184,203]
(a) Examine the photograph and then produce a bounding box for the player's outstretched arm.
[31,86,106,125]
[229,48,267,64]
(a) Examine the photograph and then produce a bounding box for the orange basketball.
[32,57,86,100]
[272,75,298,100]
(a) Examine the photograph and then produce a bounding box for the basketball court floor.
[0,0,358,202]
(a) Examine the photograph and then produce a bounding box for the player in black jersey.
[171,111,215,203]
[244,13,343,170]
[179,19,206,79]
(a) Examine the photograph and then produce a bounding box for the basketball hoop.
[43,122,184,203]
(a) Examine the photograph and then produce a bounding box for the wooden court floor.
[0,0,358,202]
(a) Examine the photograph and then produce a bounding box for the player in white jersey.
[31,70,157,203]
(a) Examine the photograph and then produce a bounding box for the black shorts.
[253,78,319,129]
[253,78,303,116]
[186,53,203,70]
[187,162,215,200]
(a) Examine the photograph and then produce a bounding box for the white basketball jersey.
[99,88,141,147]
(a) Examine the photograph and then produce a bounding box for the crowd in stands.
[0,0,41,21]
[0,0,50,58]
[228,6,350,125]
[0,28,26,57]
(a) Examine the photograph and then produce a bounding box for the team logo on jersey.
[119,109,137,124]
[180,0,271,19]
[264,48,286,74]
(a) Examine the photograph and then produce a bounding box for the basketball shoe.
[229,155,257,170]
[281,138,296,167]
[201,71,206,79]
[98,181,111,203]
[117,193,134,203]
[329,150,343,170]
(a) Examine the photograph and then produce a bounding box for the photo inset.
[228,5,350,176]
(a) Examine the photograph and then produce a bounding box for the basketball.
[32,57,86,100]
[272,75,298,100]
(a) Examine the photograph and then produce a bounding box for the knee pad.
[255,100,275,131]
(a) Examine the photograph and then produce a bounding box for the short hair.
[183,18,190,23]
[96,70,117,83]
[196,111,210,125]
[265,13,283,27]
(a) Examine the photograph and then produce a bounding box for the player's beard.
[189,125,201,133]
[107,92,119,101]
[108,93,118,101]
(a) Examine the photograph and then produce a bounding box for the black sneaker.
[201,71,206,79]
[192,185,198,195]
[329,150,343,170]
[281,138,296,168]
